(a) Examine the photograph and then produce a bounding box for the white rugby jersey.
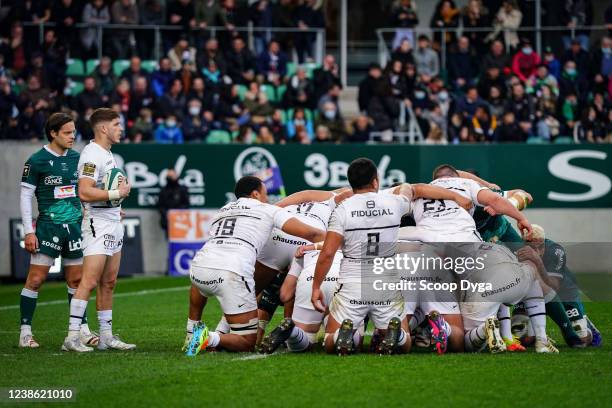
[288,250,342,310]
[328,191,412,283]
[192,197,294,278]
[78,141,121,222]
[411,177,486,235]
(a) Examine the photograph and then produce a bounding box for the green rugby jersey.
[21,146,82,224]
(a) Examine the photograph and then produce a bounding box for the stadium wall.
[1,142,611,277]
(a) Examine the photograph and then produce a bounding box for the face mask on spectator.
[438,91,449,101]
[414,90,426,99]
[522,47,532,55]
[166,119,177,128]
[602,47,611,55]
[323,110,336,119]
[565,68,577,76]
[189,106,200,116]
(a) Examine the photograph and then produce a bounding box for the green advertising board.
[111,144,612,209]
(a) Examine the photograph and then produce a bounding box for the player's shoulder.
[26,147,48,163]
[66,148,80,159]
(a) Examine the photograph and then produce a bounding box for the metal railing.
[22,22,326,65]
[376,25,609,71]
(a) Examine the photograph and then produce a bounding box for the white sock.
[464,323,487,352]
[524,281,547,341]
[352,330,361,347]
[398,329,408,346]
[498,305,512,341]
[67,287,76,296]
[287,326,311,352]
[69,299,88,336]
[20,325,32,337]
[187,319,199,335]
[216,316,230,334]
[98,310,113,340]
[208,331,221,348]
[80,323,91,335]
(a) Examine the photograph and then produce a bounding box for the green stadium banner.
[112,144,612,209]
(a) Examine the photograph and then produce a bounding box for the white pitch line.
[0,286,189,311]
[233,353,272,361]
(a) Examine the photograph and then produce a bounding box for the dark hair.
[45,112,74,142]
[432,164,459,180]
[90,107,120,129]
[347,158,378,189]
[234,176,263,198]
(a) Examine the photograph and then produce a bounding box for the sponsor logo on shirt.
[54,185,77,199]
[44,175,63,185]
[82,162,96,177]
[350,208,394,217]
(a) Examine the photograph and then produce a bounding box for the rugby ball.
[102,168,127,207]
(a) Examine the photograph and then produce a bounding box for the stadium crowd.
[0,0,611,144]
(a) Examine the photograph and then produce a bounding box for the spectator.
[487,85,506,118]
[183,98,211,142]
[512,39,541,83]
[455,86,485,119]
[177,60,197,94]
[75,76,104,118]
[197,38,227,75]
[110,78,131,117]
[430,0,460,54]
[293,0,325,63]
[478,66,506,100]
[367,80,400,134]
[194,0,226,31]
[471,105,497,141]
[41,29,68,93]
[488,0,522,51]
[317,83,342,116]
[424,124,448,145]
[128,75,155,120]
[231,125,252,144]
[315,101,346,142]
[494,110,527,142]
[18,75,55,116]
[111,0,139,59]
[130,107,154,142]
[528,64,558,97]
[167,0,196,44]
[186,77,210,105]
[448,36,479,90]
[245,91,274,124]
[391,39,415,66]
[313,125,333,143]
[81,0,110,59]
[348,114,373,143]
[225,36,257,85]
[576,106,607,143]
[257,40,288,86]
[391,0,419,50]
[558,59,588,102]
[250,0,276,56]
[505,83,535,136]
[312,54,341,103]
[139,2,165,58]
[560,92,579,134]
[402,62,418,100]
[358,63,383,113]
[158,78,186,120]
[92,56,117,103]
[256,125,275,144]
[284,67,314,110]
[589,37,612,95]
[14,103,44,141]
[286,107,314,140]
[559,0,593,51]
[219,0,248,48]
[413,35,439,83]
[481,40,509,73]
[151,57,175,97]
[385,60,409,100]
[0,76,17,137]
[542,46,562,80]
[6,23,28,78]
[121,56,150,88]
[21,52,49,89]
[52,0,79,54]
[462,0,489,56]
[158,168,189,233]
[168,37,197,71]
[562,38,590,80]
[447,112,466,143]
[267,109,287,144]
[200,60,223,94]
[535,84,560,140]
[155,114,184,143]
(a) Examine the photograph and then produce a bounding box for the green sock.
[20,288,38,327]
[68,288,88,325]
[545,296,578,339]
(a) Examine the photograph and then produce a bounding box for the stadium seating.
[66,59,85,78]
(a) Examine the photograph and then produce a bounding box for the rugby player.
[398,164,535,353]
[62,108,133,352]
[312,158,474,355]
[523,225,602,347]
[19,113,96,348]
[185,176,327,355]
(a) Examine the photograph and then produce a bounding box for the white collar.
[44,144,67,157]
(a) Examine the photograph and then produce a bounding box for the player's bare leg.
[444,314,464,352]
[63,254,106,352]
[19,264,50,348]
[64,264,97,346]
[183,286,207,351]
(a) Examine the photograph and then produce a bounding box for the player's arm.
[516,246,558,289]
[312,231,343,312]
[477,189,532,236]
[280,258,302,303]
[457,170,500,189]
[280,217,326,243]
[410,183,473,211]
[275,188,350,207]
[20,184,38,253]
[78,177,130,202]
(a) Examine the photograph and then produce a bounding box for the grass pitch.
[0,276,610,407]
